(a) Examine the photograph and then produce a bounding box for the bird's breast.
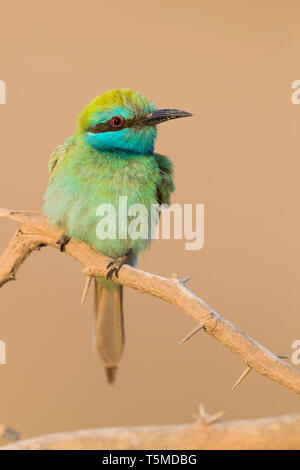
[43,153,161,258]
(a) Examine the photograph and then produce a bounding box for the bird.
[43,88,192,383]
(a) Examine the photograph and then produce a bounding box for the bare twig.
[1,208,300,395]
[2,412,300,450]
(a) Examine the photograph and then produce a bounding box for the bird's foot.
[106,250,132,280]
[56,234,71,252]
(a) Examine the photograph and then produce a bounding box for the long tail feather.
[94,280,124,384]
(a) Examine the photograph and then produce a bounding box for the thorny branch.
[2,412,300,450]
[1,208,300,395]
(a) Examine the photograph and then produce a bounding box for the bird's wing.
[154,153,175,206]
[48,135,75,179]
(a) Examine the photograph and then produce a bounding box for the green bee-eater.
[43,88,191,383]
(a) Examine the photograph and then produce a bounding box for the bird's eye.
[110,116,123,128]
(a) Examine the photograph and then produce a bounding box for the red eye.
[110,116,123,128]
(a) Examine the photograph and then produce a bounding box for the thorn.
[277,355,289,360]
[205,411,224,425]
[232,365,252,390]
[181,275,192,284]
[81,275,92,305]
[179,323,204,344]
[197,404,224,425]
[9,273,24,284]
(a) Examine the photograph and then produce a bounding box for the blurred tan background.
[0,0,299,441]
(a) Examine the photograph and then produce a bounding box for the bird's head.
[76,88,192,154]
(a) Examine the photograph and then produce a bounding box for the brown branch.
[1,208,300,395]
[1,412,300,450]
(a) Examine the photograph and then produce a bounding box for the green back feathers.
[48,136,75,178]
[154,153,174,205]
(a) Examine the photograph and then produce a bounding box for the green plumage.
[45,135,173,258]
[43,88,179,383]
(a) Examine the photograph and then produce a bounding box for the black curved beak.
[142,109,192,126]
